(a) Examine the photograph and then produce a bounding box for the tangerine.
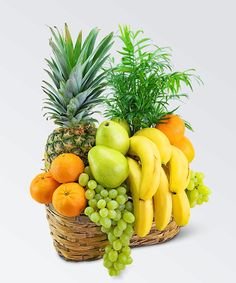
[52,183,86,217]
[30,172,60,204]
[50,153,84,183]
[173,136,195,162]
[156,114,185,144]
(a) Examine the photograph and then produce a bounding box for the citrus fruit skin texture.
[50,153,84,183]
[52,183,87,217]
[156,114,185,144]
[30,172,60,204]
[173,136,195,162]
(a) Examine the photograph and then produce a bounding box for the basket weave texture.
[46,204,180,261]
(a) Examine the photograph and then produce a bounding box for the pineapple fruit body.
[45,124,96,170]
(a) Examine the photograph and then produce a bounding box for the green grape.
[109,268,120,276]
[123,211,135,224]
[109,189,118,199]
[126,256,133,265]
[202,195,209,202]
[113,239,122,251]
[99,208,109,218]
[78,173,89,187]
[187,180,195,191]
[103,259,113,268]
[125,225,134,237]
[108,232,117,242]
[95,193,102,201]
[84,207,94,216]
[88,199,97,208]
[122,183,128,189]
[122,246,131,255]
[113,226,123,237]
[118,253,127,264]
[101,226,111,233]
[188,189,199,201]
[190,201,196,208]
[87,180,97,190]
[85,189,95,200]
[97,199,106,209]
[100,217,112,228]
[103,253,108,261]
[117,186,126,195]
[119,204,126,211]
[90,212,100,223]
[116,195,126,205]
[190,170,195,178]
[114,210,121,221]
[105,245,112,254]
[108,209,117,219]
[117,219,127,231]
[108,250,118,262]
[84,166,93,178]
[125,201,133,212]
[120,234,130,246]
[95,184,104,193]
[198,185,208,195]
[101,189,109,198]
[105,197,111,203]
[107,200,118,210]
[195,172,205,180]
[114,261,125,271]
[197,198,203,205]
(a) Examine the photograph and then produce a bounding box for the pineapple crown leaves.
[105,25,202,134]
[43,24,114,127]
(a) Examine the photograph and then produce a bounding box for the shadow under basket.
[46,204,180,261]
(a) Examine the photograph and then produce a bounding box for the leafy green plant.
[105,25,201,134]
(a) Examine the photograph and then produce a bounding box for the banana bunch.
[128,135,161,200]
[168,146,191,227]
[127,129,191,237]
[127,157,154,237]
[153,146,191,230]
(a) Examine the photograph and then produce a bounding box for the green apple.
[96,120,130,155]
[111,118,131,137]
[88,145,129,188]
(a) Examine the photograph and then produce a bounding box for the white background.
[0,0,236,282]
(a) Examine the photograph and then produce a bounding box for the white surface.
[0,0,236,282]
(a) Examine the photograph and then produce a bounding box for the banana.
[126,157,141,199]
[168,145,189,193]
[135,127,172,165]
[153,167,172,231]
[172,191,190,226]
[135,199,153,237]
[128,136,161,200]
[127,157,153,237]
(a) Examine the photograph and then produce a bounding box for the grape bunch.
[79,166,135,276]
[186,170,212,207]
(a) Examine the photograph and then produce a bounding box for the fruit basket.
[30,24,211,276]
[46,204,179,261]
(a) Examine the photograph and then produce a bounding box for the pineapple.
[43,24,113,169]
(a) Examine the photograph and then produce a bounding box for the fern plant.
[105,25,201,134]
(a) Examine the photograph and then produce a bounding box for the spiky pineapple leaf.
[43,24,114,126]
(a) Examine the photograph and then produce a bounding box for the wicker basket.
[46,204,180,261]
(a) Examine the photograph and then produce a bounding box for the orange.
[50,153,84,183]
[52,183,87,217]
[156,114,185,144]
[30,172,60,204]
[173,136,195,162]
